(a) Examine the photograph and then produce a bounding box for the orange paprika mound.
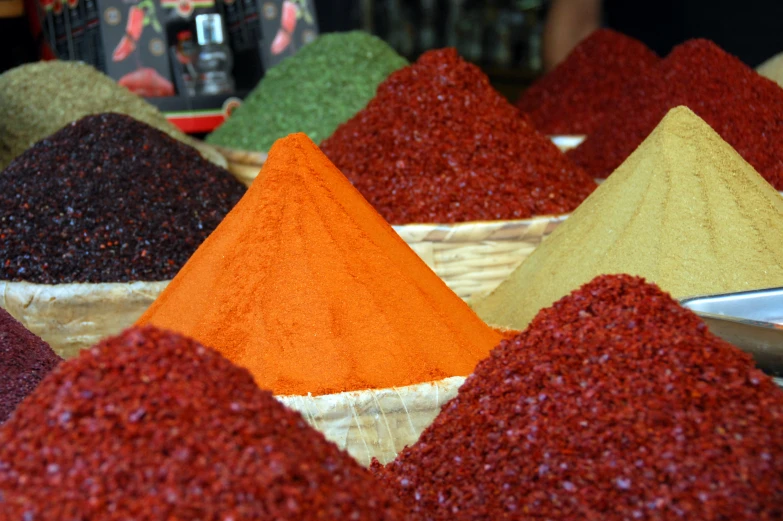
[137,133,502,396]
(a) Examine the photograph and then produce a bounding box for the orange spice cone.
[137,133,502,396]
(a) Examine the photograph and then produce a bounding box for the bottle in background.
[194,13,234,95]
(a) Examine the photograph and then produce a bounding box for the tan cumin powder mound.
[473,106,783,330]
[758,52,783,89]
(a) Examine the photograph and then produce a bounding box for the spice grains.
[0,113,245,284]
[516,29,660,135]
[0,326,408,520]
[0,308,61,424]
[570,39,783,189]
[207,31,407,152]
[321,48,596,224]
[473,107,783,330]
[0,60,225,168]
[138,133,501,396]
[377,274,783,521]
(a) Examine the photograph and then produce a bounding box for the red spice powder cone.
[320,48,596,224]
[570,39,783,189]
[516,29,660,135]
[376,274,783,521]
[136,133,502,396]
[0,307,61,424]
[0,326,409,520]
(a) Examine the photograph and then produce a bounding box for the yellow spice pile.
[473,106,783,330]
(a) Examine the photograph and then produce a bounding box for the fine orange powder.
[137,133,502,396]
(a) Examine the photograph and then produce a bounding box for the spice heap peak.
[570,39,783,189]
[378,274,783,521]
[473,106,783,330]
[517,29,659,135]
[320,48,596,224]
[0,326,408,520]
[0,308,61,424]
[207,31,407,153]
[138,133,501,396]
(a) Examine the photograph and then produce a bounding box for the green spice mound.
[377,274,783,521]
[206,31,407,152]
[0,326,408,520]
[0,61,225,169]
[473,106,783,330]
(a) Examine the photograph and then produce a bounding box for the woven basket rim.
[392,213,570,232]
[211,144,268,165]
[0,279,171,292]
[276,375,465,403]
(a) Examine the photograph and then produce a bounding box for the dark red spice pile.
[0,308,61,424]
[0,326,409,520]
[320,48,596,224]
[569,39,783,188]
[516,29,660,135]
[0,113,246,284]
[374,274,783,521]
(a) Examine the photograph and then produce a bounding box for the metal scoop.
[680,287,783,384]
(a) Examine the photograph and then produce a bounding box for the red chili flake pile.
[0,326,409,520]
[320,48,596,224]
[0,113,246,284]
[516,29,660,135]
[0,307,61,424]
[569,39,783,188]
[374,274,783,521]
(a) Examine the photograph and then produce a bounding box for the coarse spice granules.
[473,106,783,330]
[516,29,660,135]
[0,60,224,168]
[207,31,407,153]
[137,133,501,396]
[569,39,783,189]
[376,274,783,521]
[320,48,597,225]
[0,113,245,284]
[0,307,61,424]
[0,326,410,520]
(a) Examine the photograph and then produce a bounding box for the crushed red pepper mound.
[0,326,409,520]
[376,274,783,521]
[569,39,783,188]
[137,133,502,396]
[0,307,61,424]
[320,48,596,224]
[0,113,245,284]
[516,29,660,135]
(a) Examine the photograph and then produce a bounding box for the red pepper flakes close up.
[0,307,61,425]
[0,326,409,520]
[516,29,660,135]
[320,48,596,225]
[374,274,783,521]
[569,39,783,189]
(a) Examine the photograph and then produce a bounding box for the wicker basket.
[393,215,567,301]
[211,145,267,187]
[0,280,169,359]
[278,376,465,467]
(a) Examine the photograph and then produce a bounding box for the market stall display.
[473,107,783,330]
[0,113,245,357]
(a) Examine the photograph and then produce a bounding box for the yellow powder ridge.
[137,133,502,396]
[473,106,783,330]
